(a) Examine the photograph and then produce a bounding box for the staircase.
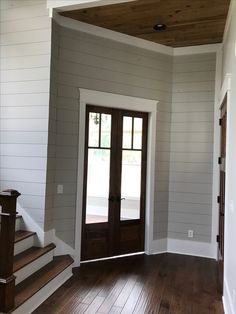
[0,191,74,314]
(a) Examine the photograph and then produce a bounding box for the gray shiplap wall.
[52,25,173,247]
[168,53,216,242]
[0,0,51,229]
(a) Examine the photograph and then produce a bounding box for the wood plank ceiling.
[60,0,230,47]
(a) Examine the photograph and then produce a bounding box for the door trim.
[74,89,158,266]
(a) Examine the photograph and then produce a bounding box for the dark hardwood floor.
[33,253,223,314]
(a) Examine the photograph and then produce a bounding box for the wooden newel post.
[0,189,21,313]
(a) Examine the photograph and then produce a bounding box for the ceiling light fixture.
[153,23,167,31]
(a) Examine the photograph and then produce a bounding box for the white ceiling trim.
[47,0,135,11]
[54,11,221,56]
[174,44,222,56]
[222,0,235,45]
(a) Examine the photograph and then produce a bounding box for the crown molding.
[54,12,173,56]
[174,43,222,56]
[54,11,222,57]
[223,0,235,45]
[47,0,135,11]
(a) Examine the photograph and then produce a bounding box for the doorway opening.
[81,105,148,261]
[74,89,158,266]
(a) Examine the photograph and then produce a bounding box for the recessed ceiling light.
[153,24,167,31]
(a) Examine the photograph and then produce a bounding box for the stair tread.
[13,243,56,273]
[13,255,74,312]
[14,230,36,243]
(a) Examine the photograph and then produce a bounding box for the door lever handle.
[108,196,125,202]
[117,197,125,202]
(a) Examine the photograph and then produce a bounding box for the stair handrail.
[0,189,21,313]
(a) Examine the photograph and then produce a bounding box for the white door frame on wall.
[74,88,158,266]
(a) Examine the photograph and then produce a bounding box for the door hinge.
[218,157,222,165]
[216,235,220,243]
[217,196,221,204]
[219,118,222,126]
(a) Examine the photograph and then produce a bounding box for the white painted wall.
[0,0,52,230]
[0,0,222,265]
[221,1,236,313]
[169,53,216,243]
[51,24,172,247]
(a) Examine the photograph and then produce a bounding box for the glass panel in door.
[85,112,111,224]
[120,116,143,221]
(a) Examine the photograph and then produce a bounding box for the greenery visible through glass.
[101,114,111,148]
[88,112,100,147]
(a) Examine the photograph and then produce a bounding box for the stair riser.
[15,218,22,232]
[14,250,54,285]
[12,265,73,314]
[14,235,35,256]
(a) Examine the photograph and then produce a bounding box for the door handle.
[108,196,126,202]
[117,197,125,202]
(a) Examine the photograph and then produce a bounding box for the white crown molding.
[174,43,222,56]
[54,12,173,55]
[223,0,235,45]
[54,12,221,56]
[54,11,166,53]
[47,0,135,10]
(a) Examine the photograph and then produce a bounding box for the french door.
[81,105,148,261]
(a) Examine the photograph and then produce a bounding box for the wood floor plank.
[33,253,224,314]
[113,275,138,308]
[98,278,127,313]
[121,281,143,313]
[84,296,105,314]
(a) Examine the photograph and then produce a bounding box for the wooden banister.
[0,189,20,313]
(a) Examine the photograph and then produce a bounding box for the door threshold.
[80,251,145,264]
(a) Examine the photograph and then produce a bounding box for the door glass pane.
[88,112,100,147]
[133,118,143,149]
[122,116,132,149]
[86,149,110,223]
[101,114,111,148]
[120,151,141,220]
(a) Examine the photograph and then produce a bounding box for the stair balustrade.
[0,189,21,313]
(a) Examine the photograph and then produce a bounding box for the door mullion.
[108,109,122,256]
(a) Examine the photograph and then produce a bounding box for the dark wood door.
[218,101,227,291]
[81,105,148,261]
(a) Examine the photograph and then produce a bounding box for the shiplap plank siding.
[168,53,216,242]
[0,2,216,250]
[51,25,172,247]
[0,0,51,229]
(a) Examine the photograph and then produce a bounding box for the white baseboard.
[150,238,215,259]
[223,279,235,314]
[167,238,215,259]
[149,238,168,255]
[17,204,54,247]
[12,264,73,314]
[52,229,76,257]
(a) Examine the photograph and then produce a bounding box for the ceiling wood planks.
[60,0,230,47]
